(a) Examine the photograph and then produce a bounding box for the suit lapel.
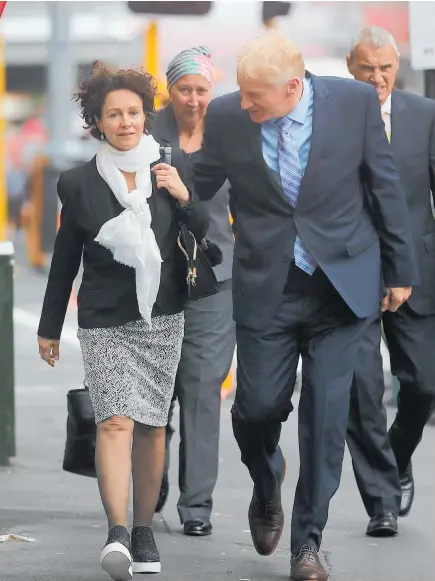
[390,90,411,162]
[86,157,121,230]
[245,112,289,204]
[296,74,332,208]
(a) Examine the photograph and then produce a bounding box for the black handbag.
[177,223,221,301]
[63,385,97,478]
[159,143,223,301]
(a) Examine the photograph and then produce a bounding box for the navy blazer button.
[283,255,289,262]
[294,215,299,220]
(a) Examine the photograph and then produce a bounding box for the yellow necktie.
[382,111,391,142]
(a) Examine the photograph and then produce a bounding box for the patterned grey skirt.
[77,313,184,426]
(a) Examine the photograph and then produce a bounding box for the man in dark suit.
[346,26,435,537]
[192,32,418,581]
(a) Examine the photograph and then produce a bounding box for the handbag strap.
[177,225,198,285]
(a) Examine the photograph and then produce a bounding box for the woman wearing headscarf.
[150,47,235,536]
[37,62,208,580]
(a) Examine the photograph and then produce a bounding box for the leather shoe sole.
[290,545,328,581]
[366,524,398,538]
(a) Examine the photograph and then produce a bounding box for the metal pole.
[46,1,75,172]
[0,240,15,466]
[41,2,75,257]
[0,3,14,465]
[0,1,8,242]
[144,21,162,109]
[424,70,435,100]
[0,31,6,242]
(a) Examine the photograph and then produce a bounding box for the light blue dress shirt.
[261,76,314,175]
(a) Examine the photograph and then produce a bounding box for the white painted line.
[15,385,70,394]
[13,307,80,350]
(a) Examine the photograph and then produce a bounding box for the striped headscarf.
[166,46,214,89]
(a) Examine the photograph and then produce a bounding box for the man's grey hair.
[349,26,399,57]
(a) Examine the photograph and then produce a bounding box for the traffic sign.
[409,1,435,70]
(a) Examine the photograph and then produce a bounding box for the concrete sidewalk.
[1,374,434,581]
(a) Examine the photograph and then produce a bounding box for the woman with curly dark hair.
[37,62,208,580]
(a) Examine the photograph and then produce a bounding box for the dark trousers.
[347,305,435,515]
[232,264,373,554]
[346,318,401,517]
[165,281,235,523]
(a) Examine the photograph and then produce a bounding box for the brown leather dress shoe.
[248,459,286,556]
[248,490,284,556]
[290,545,328,581]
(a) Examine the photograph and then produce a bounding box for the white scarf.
[95,134,162,328]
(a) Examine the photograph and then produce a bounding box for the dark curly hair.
[74,61,157,141]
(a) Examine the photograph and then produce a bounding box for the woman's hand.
[152,163,190,206]
[38,336,60,367]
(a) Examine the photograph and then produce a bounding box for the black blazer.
[387,89,435,315]
[38,154,208,340]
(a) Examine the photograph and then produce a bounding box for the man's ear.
[286,77,301,96]
[346,54,353,75]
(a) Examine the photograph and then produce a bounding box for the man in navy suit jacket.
[192,32,418,581]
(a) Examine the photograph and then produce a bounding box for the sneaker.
[101,525,132,581]
[131,526,161,574]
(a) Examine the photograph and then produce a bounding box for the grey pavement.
[1,237,434,581]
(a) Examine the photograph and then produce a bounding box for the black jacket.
[386,89,435,315]
[38,154,208,340]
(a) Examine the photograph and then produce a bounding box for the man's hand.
[381,287,412,313]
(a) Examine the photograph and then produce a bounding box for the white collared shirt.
[381,94,392,138]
